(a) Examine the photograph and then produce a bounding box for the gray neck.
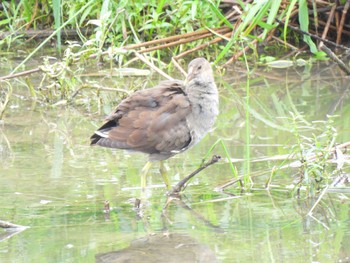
[186,80,219,145]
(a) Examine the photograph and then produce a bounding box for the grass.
[1,0,329,106]
[1,0,336,61]
[289,114,340,198]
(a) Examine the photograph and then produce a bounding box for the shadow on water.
[96,198,220,263]
[96,233,218,263]
[0,57,350,262]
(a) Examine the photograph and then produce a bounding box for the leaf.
[283,0,298,43]
[266,60,294,68]
[87,19,102,27]
[243,1,271,36]
[208,0,234,29]
[298,0,318,53]
[101,0,110,18]
[262,0,282,38]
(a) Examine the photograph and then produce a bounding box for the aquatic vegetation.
[288,114,344,197]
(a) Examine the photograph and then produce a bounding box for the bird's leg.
[141,161,152,189]
[159,161,171,190]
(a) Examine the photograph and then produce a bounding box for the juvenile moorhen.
[91,57,219,189]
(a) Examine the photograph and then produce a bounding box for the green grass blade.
[214,36,235,64]
[298,0,318,53]
[243,1,271,36]
[283,0,297,43]
[208,0,234,29]
[262,0,282,38]
[156,0,167,14]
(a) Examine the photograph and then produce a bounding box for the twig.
[168,155,221,195]
[272,35,299,51]
[174,32,232,60]
[319,4,337,48]
[216,176,244,190]
[171,57,187,77]
[125,27,230,50]
[71,84,131,99]
[137,33,215,54]
[171,31,232,76]
[320,43,350,75]
[336,0,350,46]
[0,68,41,81]
[307,185,329,217]
[133,52,173,80]
[136,30,231,54]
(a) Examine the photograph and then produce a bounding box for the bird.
[90,57,219,190]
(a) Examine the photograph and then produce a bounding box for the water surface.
[0,58,349,262]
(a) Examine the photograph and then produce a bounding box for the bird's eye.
[197,65,202,70]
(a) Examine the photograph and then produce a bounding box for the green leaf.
[262,0,282,38]
[257,21,276,30]
[208,0,234,29]
[283,0,297,43]
[266,60,294,68]
[243,1,271,36]
[298,0,318,53]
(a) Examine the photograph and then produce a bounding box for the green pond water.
[0,58,349,263]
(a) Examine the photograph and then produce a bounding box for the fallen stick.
[168,155,221,195]
[136,31,227,54]
[0,68,41,81]
[133,52,173,80]
[174,32,232,60]
[320,44,350,75]
[125,27,230,50]
[336,0,350,46]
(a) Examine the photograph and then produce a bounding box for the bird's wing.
[91,80,193,155]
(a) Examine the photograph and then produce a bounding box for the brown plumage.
[91,80,192,160]
[91,58,219,188]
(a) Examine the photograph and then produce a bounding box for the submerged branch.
[0,220,29,242]
[0,220,28,229]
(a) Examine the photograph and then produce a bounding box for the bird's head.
[185,57,214,85]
